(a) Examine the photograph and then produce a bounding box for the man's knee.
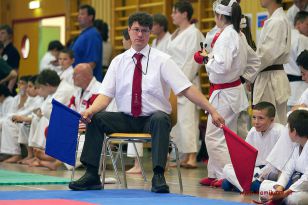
[150,111,171,126]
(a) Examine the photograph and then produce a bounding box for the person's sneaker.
[199,177,217,186]
[151,173,170,193]
[69,172,102,191]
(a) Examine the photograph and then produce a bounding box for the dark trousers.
[80,111,171,172]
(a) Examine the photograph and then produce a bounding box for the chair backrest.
[169,91,177,128]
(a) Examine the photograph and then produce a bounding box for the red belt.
[209,79,242,97]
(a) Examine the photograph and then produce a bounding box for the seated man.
[222,102,285,192]
[259,110,308,205]
[69,12,224,193]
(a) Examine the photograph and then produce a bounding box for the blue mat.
[0,189,250,205]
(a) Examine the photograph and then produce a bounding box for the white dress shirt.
[100,45,192,116]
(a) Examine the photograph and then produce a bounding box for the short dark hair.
[288,110,308,137]
[153,14,169,32]
[122,29,130,40]
[219,0,242,33]
[0,24,13,36]
[28,75,38,85]
[60,48,74,59]
[79,4,96,22]
[173,0,193,21]
[93,19,109,41]
[37,69,60,87]
[128,12,153,30]
[0,84,11,97]
[253,101,276,118]
[294,11,308,26]
[48,40,64,51]
[296,50,308,70]
[276,0,283,4]
[19,75,32,83]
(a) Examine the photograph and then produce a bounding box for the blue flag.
[45,99,81,166]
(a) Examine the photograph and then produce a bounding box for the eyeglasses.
[131,28,150,35]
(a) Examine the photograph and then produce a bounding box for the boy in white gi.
[58,48,74,85]
[222,102,285,192]
[259,110,308,205]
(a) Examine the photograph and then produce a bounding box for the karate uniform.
[284,29,308,107]
[260,142,308,204]
[298,88,308,106]
[0,96,43,155]
[28,80,74,149]
[205,25,249,179]
[253,8,291,125]
[152,32,171,53]
[223,123,284,192]
[167,24,204,154]
[59,65,74,85]
[286,4,308,28]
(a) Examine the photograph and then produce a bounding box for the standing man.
[252,0,291,124]
[71,5,103,82]
[151,14,171,53]
[287,0,308,27]
[69,12,224,193]
[0,25,20,93]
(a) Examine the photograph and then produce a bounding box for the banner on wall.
[256,12,268,44]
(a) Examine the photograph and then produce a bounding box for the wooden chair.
[98,92,183,193]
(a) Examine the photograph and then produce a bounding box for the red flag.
[222,125,258,192]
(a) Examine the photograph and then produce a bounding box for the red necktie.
[131,53,143,117]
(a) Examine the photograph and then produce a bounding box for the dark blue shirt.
[72,26,103,82]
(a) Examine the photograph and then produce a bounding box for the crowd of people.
[0,0,308,204]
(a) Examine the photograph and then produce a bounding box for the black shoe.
[69,172,102,191]
[151,173,170,193]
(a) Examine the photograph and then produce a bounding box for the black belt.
[287,74,303,82]
[261,64,284,72]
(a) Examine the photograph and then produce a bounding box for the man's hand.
[80,108,94,124]
[12,115,25,123]
[269,185,286,201]
[211,111,225,128]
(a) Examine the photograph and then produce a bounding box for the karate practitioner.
[286,0,308,28]
[26,70,74,167]
[151,14,171,53]
[252,0,291,125]
[222,102,285,192]
[0,76,42,163]
[259,110,308,205]
[199,0,249,187]
[284,12,308,110]
[167,0,204,168]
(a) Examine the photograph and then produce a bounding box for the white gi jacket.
[152,32,171,53]
[254,7,291,105]
[284,29,308,106]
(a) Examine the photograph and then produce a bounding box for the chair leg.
[119,143,127,188]
[132,142,147,182]
[107,143,121,184]
[71,132,82,181]
[99,137,109,189]
[170,141,183,193]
